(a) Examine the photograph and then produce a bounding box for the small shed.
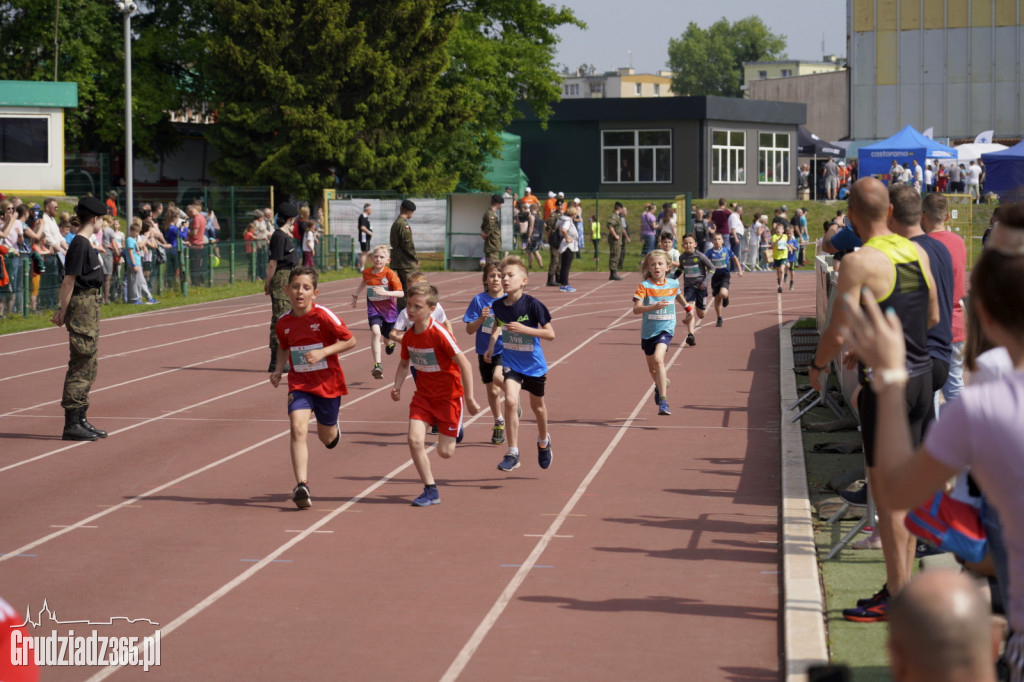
[0,80,78,194]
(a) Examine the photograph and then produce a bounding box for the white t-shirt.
[968,165,982,184]
[2,219,23,253]
[393,304,447,333]
[38,214,62,249]
[728,212,744,237]
[925,167,934,186]
[303,228,316,254]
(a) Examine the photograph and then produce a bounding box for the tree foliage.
[667,16,786,98]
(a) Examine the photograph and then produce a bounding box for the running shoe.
[431,423,439,435]
[840,485,868,508]
[790,279,794,290]
[685,333,696,347]
[326,425,340,450]
[716,317,723,327]
[723,296,730,308]
[292,483,312,509]
[842,599,888,623]
[146,298,159,305]
[777,285,783,293]
[385,342,396,356]
[456,426,465,444]
[856,585,889,607]
[497,452,521,472]
[559,285,576,292]
[492,421,506,445]
[371,363,384,379]
[658,399,671,416]
[412,486,440,507]
[538,436,552,469]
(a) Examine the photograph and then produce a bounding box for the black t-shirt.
[358,213,372,244]
[65,234,104,290]
[268,228,299,267]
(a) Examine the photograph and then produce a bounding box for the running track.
[0,269,815,681]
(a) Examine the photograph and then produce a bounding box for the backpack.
[904,490,987,563]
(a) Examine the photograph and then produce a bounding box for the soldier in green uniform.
[606,201,627,280]
[52,197,108,441]
[480,194,504,266]
[265,202,300,372]
[389,199,418,312]
[544,198,565,286]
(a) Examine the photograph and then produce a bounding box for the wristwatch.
[810,360,827,372]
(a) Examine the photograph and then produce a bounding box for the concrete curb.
[780,320,830,679]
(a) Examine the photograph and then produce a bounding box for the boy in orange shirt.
[352,244,404,379]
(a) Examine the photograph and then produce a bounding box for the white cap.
[838,161,846,166]
[547,191,556,198]
[525,186,531,193]
[573,197,581,204]
[557,191,565,198]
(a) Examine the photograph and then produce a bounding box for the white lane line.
[439,340,689,681]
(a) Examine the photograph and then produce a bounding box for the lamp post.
[115,0,137,219]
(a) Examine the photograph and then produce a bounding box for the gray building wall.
[703,120,799,201]
[747,71,850,142]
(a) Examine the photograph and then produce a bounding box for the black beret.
[401,199,416,212]
[277,202,298,219]
[490,194,505,204]
[76,196,107,218]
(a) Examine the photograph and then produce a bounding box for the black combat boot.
[546,276,558,287]
[63,408,100,441]
[79,407,107,438]
[609,272,623,281]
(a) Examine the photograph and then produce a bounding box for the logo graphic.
[310,323,320,332]
[9,600,161,672]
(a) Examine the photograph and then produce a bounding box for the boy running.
[633,249,692,415]
[270,266,356,509]
[463,263,508,444]
[351,244,403,379]
[770,222,789,293]
[389,271,454,345]
[785,225,799,290]
[391,282,480,506]
[671,234,714,347]
[484,255,556,471]
[706,232,743,327]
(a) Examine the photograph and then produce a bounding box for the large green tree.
[667,16,786,98]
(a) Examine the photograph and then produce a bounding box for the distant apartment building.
[560,67,675,99]
[742,56,846,97]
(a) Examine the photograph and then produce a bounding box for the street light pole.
[116,0,136,219]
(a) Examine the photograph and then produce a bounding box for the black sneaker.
[685,333,696,347]
[722,296,730,308]
[840,485,868,508]
[326,426,340,449]
[292,483,312,509]
[716,317,723,327]
[777,285,783,294]
[790,279,794,290]
[385,342,396,356]
[538,436,553,469]
[857,584,889,607]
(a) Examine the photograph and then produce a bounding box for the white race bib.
[290,343,328,373]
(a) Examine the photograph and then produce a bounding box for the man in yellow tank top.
[809,177,939,622]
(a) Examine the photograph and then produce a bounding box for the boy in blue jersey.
[633,249,693,415]
[484,255,556,472]
[463,263,508,444]
[785,225,799,290]
[706,232,743,327]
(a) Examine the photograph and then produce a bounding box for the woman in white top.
[557,206,580,292]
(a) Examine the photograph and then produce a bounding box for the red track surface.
[0,269,814,681]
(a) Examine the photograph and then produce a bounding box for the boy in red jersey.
[271,266,356,509]
[391,282,480,506]
[351,244,404,379]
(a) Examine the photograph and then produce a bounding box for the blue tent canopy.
[981,139,1024,201]
[858,125,957,185]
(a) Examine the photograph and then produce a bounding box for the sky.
[550,0,848,75]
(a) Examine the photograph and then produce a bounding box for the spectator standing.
[480,194,503,266]
[186,205,207,286]
[692,208,711,252]
[947,162,962,192]
[544,198,564,286]
[0,202,24,315]
[823,157,840,199]
[727,205,745,269]
[710,198,731,243]
[557,206,579,292]
[388,199,419,312]
[605,202,626,281]
[966,160,982,202]
[357,203,373,270]
[640,203,658,256]
[105,191,118,218]
[38,198,68,264]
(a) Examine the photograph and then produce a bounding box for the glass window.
[601,129,672,184]
[634,83,642,96]
[711,129,746,184]
[758,131,791,184]
[0,117,48,164]
[758,70,768,79]
[653,83,661,96]
[781,69,793,77]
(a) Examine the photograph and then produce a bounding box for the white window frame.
[653,83,661,97]
[758,70,768,79]
[710,129,746,184]
[758,131,791,185]
[634,82,642,96]
[781,69,793,77]
[601,129,672,184]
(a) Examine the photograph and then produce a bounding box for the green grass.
[0,267,363,335]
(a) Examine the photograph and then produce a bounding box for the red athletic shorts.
[409,392,464,438]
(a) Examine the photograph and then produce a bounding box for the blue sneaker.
[538,436,552,469]
[146,299,159,305]
[658,399,671,416]
[412,486,440,507]
[456,426,465,444]
[497,453,520,472]
[559,285,576,292]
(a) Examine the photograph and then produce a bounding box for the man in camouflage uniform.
[481,194,503,266]
[606,202,626,280]
[544,198,565,286]
[389,199,418,312]
[265,202,300,372]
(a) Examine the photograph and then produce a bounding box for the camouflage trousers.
[61,289,101,410]
[547,245,561,280]
[608,237,622,273]
[269,268,291,357]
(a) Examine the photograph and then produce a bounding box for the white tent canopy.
[956,142,1008,162]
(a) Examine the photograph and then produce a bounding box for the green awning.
[0,81,79,108]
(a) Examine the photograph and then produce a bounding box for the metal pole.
[54,0,60,80]
[123,9,133,222]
